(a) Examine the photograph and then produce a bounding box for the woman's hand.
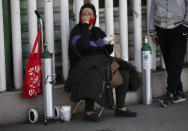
[82,15,90,24]
[151,34,159,46]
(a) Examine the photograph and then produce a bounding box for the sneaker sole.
[159,99,168,107]
[172,98,186,103]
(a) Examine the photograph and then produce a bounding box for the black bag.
[96,64,114,110]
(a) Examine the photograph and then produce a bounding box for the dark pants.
[85,69,129,112]
[156,25,187,93]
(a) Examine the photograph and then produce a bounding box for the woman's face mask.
[80,18,95,26]
[88,18,95,26]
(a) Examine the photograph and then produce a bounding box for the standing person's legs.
[156,26,186,93]
[175,25,188,92]
[156,27,174,106]
[156,25,187,106]
[167,25,187,93]
[168,25,187,102]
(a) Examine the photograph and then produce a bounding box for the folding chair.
[72,100,105,118]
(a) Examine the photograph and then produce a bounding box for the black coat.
[64,54,141,109]
[65,54,114,109]
[65,23,141,109]
[68,23,113,70]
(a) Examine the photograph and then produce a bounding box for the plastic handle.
[35,10,41,19]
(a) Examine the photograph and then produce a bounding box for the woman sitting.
[65,3,140,122]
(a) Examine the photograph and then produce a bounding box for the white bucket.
[60,105,71,121]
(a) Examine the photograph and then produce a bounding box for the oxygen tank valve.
[44,41,48,50]
[144,36,148,44]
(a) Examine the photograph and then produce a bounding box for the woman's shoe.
[115,109,137,117]
[84,112,101,122]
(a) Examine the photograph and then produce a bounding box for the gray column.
[0,0,6,92]
[10,0,23,90]
[133,0,142,72]
[60,0,70,80]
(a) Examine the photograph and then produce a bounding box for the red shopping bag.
[23,30,42,98]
